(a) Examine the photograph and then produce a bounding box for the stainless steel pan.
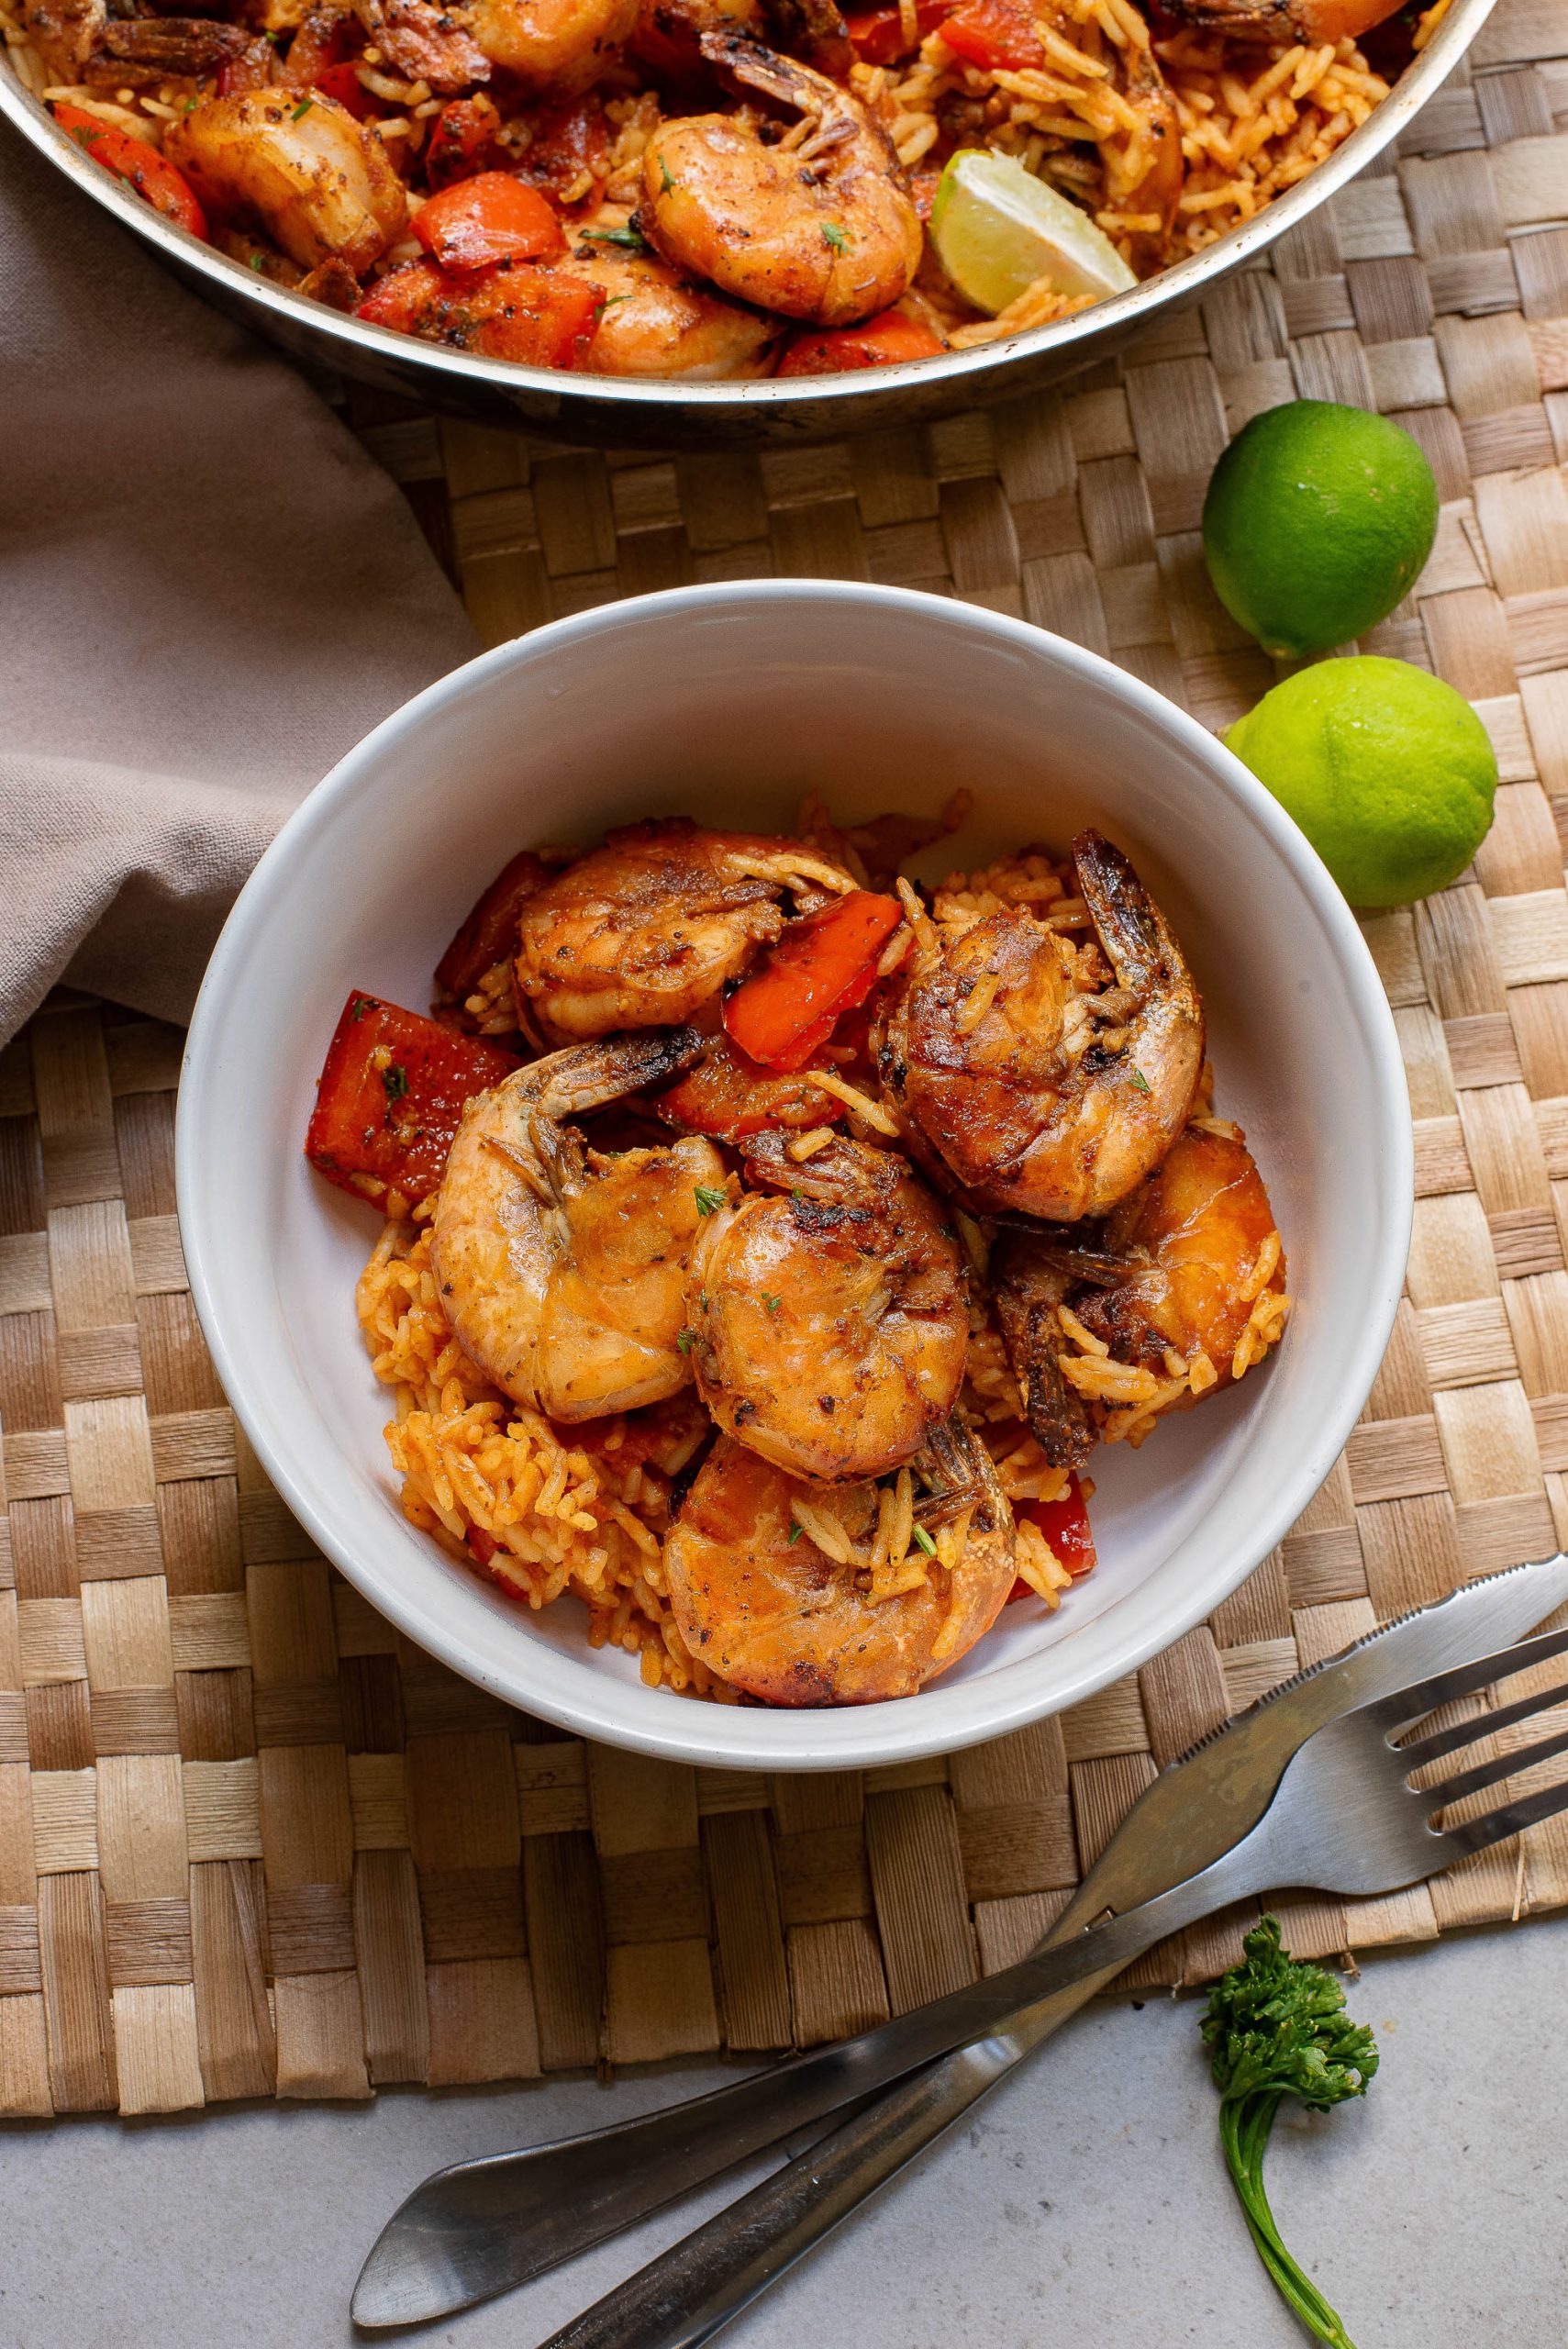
[0,0,1494,446]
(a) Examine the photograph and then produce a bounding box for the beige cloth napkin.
[0,123,480,1044]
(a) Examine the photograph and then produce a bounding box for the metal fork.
[529,1624,1568,2349]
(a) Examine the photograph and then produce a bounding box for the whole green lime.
[1225,656,1496,907]
[1203,401,1439,658]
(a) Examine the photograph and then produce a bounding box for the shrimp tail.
[1072,829,1185,999]
[697,24,807,96]
[532,1026,706,1122]
[738,1128,883,1208]
[914,1413,1010,1537]
[763,0,851,75]
[991,1233,1095,1473]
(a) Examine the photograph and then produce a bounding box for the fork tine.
[1424,1717,1568,1809]
[1379,1622,1568,1736]
[1429,1767,1568,1865]
[1400,1674,1568,1769]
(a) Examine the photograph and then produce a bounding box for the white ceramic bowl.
[178,580,1411,1772]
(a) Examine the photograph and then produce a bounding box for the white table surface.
[6,1916,1565,2348]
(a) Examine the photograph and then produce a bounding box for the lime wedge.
[929,149,1137,316]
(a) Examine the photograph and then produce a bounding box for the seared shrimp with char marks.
[1069,1122,1289,1386]
[164,90,406,273]
[464,0,638,91]
[514,818,855,1041]
[880,829,1205,1221]
[662,1416,1015,1704]
[685,1129,968,1482]
[993,1122,1288,1458]
[639,32,923,327]
[555,237,784,378]
[431,1028,727,1419]
[1158,0,1407,42]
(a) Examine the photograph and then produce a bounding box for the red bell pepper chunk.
[435,850,552,1000]
[426,94,506,189]
[414,173,565,273]
[357,258,597,367]
[1010,1473,1097,1598]
[777,308,945,377]
[844,0,951,63]
[52,103,207,239]
[722,891,905,1074]
[356,259,445,335]
[306,992,519,1213]
[310,61,376,117]
[940,0,1046,69]
[651,1036,851,1143]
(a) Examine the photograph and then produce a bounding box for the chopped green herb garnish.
[761,1292,782,1315]
[912,1524,938,1558]
[695,1184,727,1217]
[582,224,650,250]
[1201,1916,1379,2349]
[382,1063,409,1102]
[821,220,851,252]
[787,1519,804,1544]
[291,95,315,120]
[937,1222,956,1240]
[675,1327,697,1354]
[250,253,267,271]
[1129,1066,1151,1094]
[351,995,376,1020]
[659,155,674,195]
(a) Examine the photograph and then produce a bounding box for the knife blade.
[352,1553,1568,2330]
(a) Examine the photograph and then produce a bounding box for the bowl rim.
[176,577,1414,1768]
[0,0,1494,422]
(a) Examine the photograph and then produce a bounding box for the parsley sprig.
[581,223,651,251]
[1201,1916,1379,2348]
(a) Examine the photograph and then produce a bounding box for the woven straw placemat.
[3,0,1567,2120]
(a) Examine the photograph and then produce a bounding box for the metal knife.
[352,1553,1568,2330]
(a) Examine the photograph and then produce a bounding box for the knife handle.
[537,1962,1126,2349]
[358,1863,1223,2327]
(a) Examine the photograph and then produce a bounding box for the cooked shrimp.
[631,0,764,79]
[83,17,256,82]
[464,0,638,92]
[639,32,922,327]
[430,1028,727,1419]
[350,0,491,90]
[990,1233,1093,1472]
[662,1416,1016,1703]
[685,1130,968,1482]
[514,818,855,1042]
[1159,0,1404,40]
[164,90,406,274]
[20,0,102,75]
[879,830,1205,1221]
[556,235,784,378]
[1071,1123,1289,1385]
